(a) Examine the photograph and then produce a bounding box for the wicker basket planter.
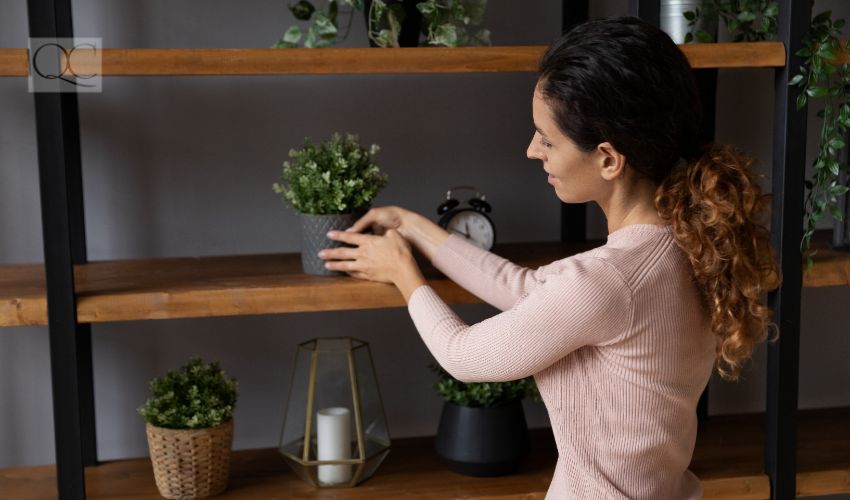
[146,420,234,500]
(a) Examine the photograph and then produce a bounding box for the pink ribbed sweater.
[407,224,716,499]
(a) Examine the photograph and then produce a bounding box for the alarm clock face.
[445,210,495,250]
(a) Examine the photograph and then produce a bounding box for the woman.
[318,17,780,499]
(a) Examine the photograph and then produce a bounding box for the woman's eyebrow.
[534,123,548,137]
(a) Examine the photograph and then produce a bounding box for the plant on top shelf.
[683,0,778,42]
[138,357,238,500]
[789,10,850,266]
[272,133,388,275]
[274,0,363,48]
[429,362,540,477]
[685,5,850,266]
[273,0,490,48]
[416,0,490,47]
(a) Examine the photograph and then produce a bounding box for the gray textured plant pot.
[434,400,530,477]
[299,212,362,276]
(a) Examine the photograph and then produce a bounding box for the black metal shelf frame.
[24,0,808,499]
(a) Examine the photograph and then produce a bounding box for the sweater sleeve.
[408,255,632,383]
[432,234,566,311]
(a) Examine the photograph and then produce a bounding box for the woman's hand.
[346,206,408,236]
[318,229,427,302]
[347,206,450,261]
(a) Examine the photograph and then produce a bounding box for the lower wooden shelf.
[1,408,847,499]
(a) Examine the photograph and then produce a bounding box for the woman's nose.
[527,134,541,160]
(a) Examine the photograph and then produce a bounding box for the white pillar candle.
[316,407,352,485]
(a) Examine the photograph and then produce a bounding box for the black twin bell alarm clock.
[436,186,496,250]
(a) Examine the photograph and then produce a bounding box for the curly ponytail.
[539,17,782,380]
[655,145,781,380]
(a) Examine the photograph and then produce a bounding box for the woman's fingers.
[317,247,358,260]
[327,230,371,246]
[324,259,358,272]
[346,211,376,233]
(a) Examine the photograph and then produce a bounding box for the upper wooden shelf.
[0,241,594,327]
[2,232,848,327]
[0,43,784,77]
[1,407,847,499]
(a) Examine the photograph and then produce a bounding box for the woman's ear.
[596,142,627,181]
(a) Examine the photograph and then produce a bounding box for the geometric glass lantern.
[279,337,391,488]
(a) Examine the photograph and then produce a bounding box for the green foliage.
[366,0,410,48]
[138,358,238,430]
[273,133,388,214]
[790,11,850,268]
[273,0,363,48]
[684,0,778,43]
[416,0,490,47]
[275,0,490,48]
[429,363,541,408]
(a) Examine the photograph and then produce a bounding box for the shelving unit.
[1,0,841,499]
[1,408,848,499]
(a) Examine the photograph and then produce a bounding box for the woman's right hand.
[346,206,450,261]
[347,206,407,236]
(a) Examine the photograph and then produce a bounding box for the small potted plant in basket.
[138,357,238,500]
[273,132,388,276]
[430,362,541,477]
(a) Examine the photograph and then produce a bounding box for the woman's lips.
[547,174,558,184]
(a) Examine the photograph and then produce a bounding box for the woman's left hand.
[318,229,427,301]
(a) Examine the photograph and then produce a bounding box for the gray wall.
[0,0,848,468]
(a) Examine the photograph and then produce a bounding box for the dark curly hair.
[538,17,781,380]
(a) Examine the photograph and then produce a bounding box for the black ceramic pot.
[434,400,530,477]
[363,0,423,47]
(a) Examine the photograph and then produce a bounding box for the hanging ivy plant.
[684,0,778,43]
[790,11,850,267]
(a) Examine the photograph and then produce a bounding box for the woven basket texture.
[146,420,233,500]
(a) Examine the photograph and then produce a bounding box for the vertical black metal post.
[628,0,660,26]
[694,68,718,421]
[767,0,809,498]
[560,0,589,242]
[26,0,96,498]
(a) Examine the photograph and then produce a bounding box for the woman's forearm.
[398,211,450,262]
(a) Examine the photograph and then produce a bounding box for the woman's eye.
[540,137,552,148]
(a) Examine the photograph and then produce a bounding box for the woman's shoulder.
[588,227,681,289]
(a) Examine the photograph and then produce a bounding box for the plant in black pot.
[272,133,388,276]
[430,362,541,477]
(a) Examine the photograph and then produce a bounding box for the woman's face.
[527,90,603,204]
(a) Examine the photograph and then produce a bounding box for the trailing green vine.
[684,0,778,43]
[789,11,850,267]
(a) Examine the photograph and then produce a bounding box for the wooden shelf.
[0,43,784,77]
[0,241,596,327]
[803,230,850,287]
[0,408,847,499]
[3,231,849,327]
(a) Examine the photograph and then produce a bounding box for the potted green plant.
[272,133,388,276]
[429,363,541,477]
[273,0,363,48]
[138,357,238,500]
[364,0,423,47]
[789,10,850,261]
[273,0,490,48]
[416,0,490,47]
[682,0,778,42]
[685,5,850,264]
